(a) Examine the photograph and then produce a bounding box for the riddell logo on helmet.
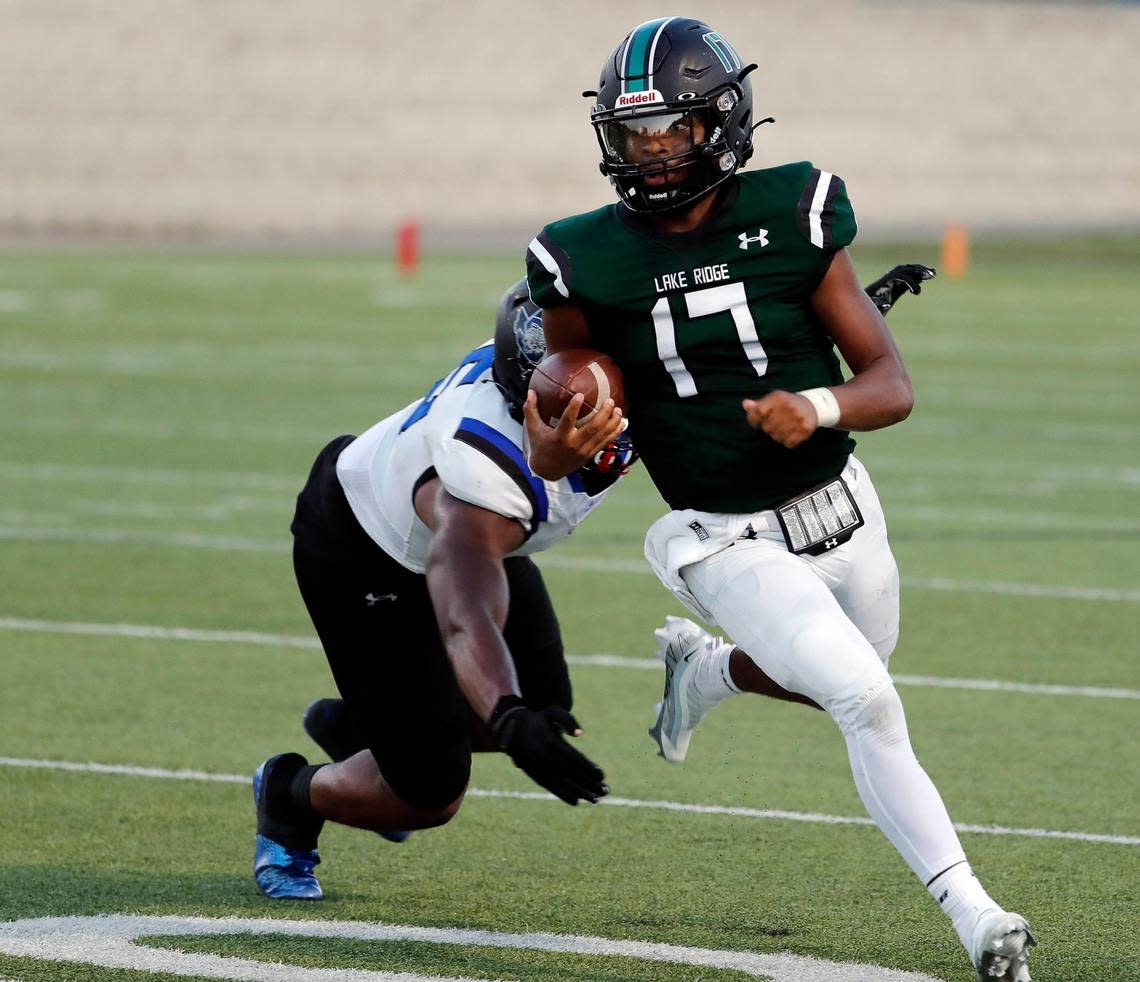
[616,89,664,107]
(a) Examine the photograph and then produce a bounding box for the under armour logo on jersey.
[688,520,709,542]
[365,592,398,606]
[738,229,769,250]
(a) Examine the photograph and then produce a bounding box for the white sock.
[927,861,999,950]
[694,640,741,702]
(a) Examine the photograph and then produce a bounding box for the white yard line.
[0,617,320,650]
[0,525,289,553]
[887,504,1140,532]
[10,495,1140,533]
[562,653,1140,700]
[540,554,1140,603]
[5,410,1139,449]
[0,912,942,982]
[905,417,1139,445]
[1,756,1136,847]
[1,524,1136,602]
[0,461,298,490]
[869,456,1140,487]
[5,455,1140,489]
[2,616,1137,700]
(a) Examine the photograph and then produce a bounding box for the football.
[529,349,626,427]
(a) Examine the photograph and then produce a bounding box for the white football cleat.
[648,615,726,763]
[970,909,1036,981]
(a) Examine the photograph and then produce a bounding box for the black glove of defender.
[864,263,937,316]
[489,695,609,805]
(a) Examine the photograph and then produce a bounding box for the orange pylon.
[941,224,969,279]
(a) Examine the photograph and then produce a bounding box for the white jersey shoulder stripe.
[808,169,834,248]
[527,236,570,299]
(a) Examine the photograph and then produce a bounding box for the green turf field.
[1,239,1137,981]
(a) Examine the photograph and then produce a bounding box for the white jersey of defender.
[336,342,616,573]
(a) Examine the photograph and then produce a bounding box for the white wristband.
[798,387,841,428]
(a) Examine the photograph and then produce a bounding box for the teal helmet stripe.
[623,17,672,92]
[702,31,742,73]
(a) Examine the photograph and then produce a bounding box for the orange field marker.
[396,220,421,278]
[941,224,969,279]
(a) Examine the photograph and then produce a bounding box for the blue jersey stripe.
[455,417,549,526]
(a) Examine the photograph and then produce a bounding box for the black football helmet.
[588,17,760,213]
[492,278,546,412]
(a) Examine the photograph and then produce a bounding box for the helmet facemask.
[589,18,760,214]
[592,86,750,213]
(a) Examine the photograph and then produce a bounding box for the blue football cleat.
[252,757,323,900]
[303,698,411,845]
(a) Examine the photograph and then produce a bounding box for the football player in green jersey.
[523,16,1034,982]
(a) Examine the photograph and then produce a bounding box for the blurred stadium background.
[2,0,1138,241]
[2,3,1138,982]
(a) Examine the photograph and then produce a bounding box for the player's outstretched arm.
[744,249,915,446]
[418,483,608,805]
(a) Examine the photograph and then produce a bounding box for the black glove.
[489,695,608,805]
[864,264,937,316]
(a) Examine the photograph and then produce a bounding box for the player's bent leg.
[827,462,901,666]
[727,648,822,708]
[682,539,1033,973]
[310,749,467,834]
[303,698,413,842]
[839,683,966,883]
[647,612,822,761]
[683,538,883,708]
[648,616,741,762]
[303,697,367,763]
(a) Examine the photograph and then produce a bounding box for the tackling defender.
[252,282,626,900]
[523,17,1034,982]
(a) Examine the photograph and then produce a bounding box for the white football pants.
[678,456,967,883]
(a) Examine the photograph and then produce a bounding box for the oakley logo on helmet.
[513,307,547,366]
[616,89,664,108]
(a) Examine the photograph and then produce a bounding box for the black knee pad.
[375,745,471,813]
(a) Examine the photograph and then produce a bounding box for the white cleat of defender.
[971,909,1036,981]
[648,615,726,763]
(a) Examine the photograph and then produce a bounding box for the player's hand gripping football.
[489,695,609,805]
[742,391,822,448]
[522,390,624,481]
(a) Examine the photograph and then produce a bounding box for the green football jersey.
[527,161,858,513]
